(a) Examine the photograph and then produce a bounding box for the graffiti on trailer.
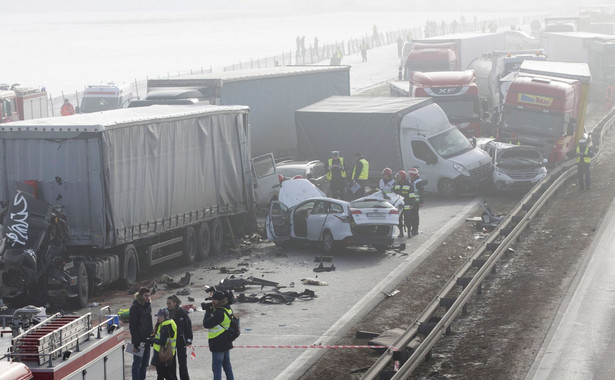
[6,191,29,246]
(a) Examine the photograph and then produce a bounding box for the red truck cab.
[410,70,481,137]
[403,42,458,79]
[500,74,581,163]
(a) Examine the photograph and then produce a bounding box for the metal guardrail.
[362,107,615,379]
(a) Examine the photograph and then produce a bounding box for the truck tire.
[197,222,211,259]
[123,244,138,286]
[183,226,197,264]
[75,262,89,309]
[211,218,224,255]
[438,178,456,197]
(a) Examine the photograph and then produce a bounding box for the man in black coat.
[129,287,153,380]
[203,291,235,380]
[167,295,193,380]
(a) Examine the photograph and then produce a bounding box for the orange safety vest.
[61,104,75,116]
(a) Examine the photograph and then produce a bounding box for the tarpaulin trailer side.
[295,96,433,178]
[0,105,254,248]
[0,105,256,306]
[146,66,351,158]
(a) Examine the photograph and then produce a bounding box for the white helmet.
[579,133,589,145]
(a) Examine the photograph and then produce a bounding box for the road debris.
[313,262,336,272]
[301,278,329,286]
[381,289,400,297]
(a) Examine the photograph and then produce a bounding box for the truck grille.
[470,163,492,182]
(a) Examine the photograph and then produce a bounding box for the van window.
[411,140,438,162]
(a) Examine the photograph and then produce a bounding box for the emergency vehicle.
[79,83,132,113]
[0,85,48,124]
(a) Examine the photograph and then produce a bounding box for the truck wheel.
[123,244,138,286]
[438,178,456,197]
[322,230,335,253]
[211,218,224,255]
[75,262,89,309]
[183,226,197,264]
[197,222,211,259]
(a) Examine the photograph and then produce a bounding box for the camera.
[201,301,213,313]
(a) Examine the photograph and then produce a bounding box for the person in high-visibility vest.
[576,133,595,191]
[203,291,235,380]
[60,99,75,116]
[351,153,369,199]
[326,150,346,200]
[150,307,177,380]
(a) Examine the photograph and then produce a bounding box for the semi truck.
[390,70,482,137]
[295,96,492,196]
[145,66,351,159]
[401,33,507,80]
[499,61,591,163]
[540,31,615,97]
[0,85,48,124]
[0,105,276,307]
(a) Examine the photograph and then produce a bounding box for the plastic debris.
[301,278,328,286]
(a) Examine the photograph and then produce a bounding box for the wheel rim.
[184,227,197,263]
[124,245,138,285]
[323,231,334,252]
[439,179,455,195]
[197,222,211,259]
[211,218,224,254]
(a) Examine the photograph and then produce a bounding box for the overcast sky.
[4,0,597,12]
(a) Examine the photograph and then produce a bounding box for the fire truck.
[0,85,49,124]
[499,61,591,163]
[390,70,482,137]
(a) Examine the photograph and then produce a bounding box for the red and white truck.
[0,85,48,124]
[390,70,482,137]
[401,33,507,80]
[499,61,591,163]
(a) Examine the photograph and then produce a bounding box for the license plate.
[366,212,386,218]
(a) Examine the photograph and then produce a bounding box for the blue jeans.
[132,344,151,380]
[211,350,234,380]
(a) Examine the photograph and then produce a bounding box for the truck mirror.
[567,119,576,136]
[471,137,477,148]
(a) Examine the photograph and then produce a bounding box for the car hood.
[278,178,326,208]
[497,146,544,168]
[352,190,404,209]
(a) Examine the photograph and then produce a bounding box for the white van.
[80,83,133,113]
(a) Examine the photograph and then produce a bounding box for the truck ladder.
[11,313,92,366]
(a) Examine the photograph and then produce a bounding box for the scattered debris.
[313,262,336,272]
[176,288,191,296]
[187,297,195,302]
[214,275,279,291]
[381,289,400,298]
[219,267,249,274]
[301,278,328,286]
[474,232,489,240]
[368,328,406,349]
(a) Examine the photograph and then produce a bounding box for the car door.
[266,201,290,242]
[409,139,439,191]
[307,200,329,241]
[251,153,280,207]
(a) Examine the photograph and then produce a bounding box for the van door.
[251,153,280,207]
[408,139,441,192]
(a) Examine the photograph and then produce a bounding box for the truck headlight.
[453,162,470,176]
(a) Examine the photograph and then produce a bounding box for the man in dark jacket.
[167,295,193,380]
[129,287,153,380]
[203,291,235,380]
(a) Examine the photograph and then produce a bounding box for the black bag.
[221,309,240,342]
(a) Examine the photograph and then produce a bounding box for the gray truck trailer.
[145,65,351,159]
[0,105,259,307]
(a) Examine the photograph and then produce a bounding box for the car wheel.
[322,230,335,253]
[438,178,456,197]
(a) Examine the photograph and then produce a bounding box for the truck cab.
[403,42,458,79]
[0,89,19,123]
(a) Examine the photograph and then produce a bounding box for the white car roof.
[278,179,326,208]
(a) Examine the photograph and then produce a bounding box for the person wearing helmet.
[576,133,595,191]
[326,150,347,200]
[392,170,413,238]
[379,168,395,193]
[407,167,424,236]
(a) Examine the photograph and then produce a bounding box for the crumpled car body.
[478,139,547,191]
[266,179,401,253]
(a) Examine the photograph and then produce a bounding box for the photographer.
[202,291,235,380]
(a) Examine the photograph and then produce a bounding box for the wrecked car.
[477,139,547,191]
[265,179,401,253]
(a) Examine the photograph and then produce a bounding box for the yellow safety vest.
[208,307,232,339]
[352,158,369,180]
[576,145,591,163]
[153,319,177,355]
[327,157,347,180]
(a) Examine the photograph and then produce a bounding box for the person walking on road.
[576,133,595,191]
[60,99,75,116]
[203,291,235,380]
[151,308,178,380]
[397,36,404,57]
[167,295,193,380]
[351,153,369,199]
[326,150,347,200]
[360,40,368,62]
[407,167,425,236]
[129,287,153,380]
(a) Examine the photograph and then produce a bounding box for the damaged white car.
[265,179,402,253]
[478,139,547,191]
